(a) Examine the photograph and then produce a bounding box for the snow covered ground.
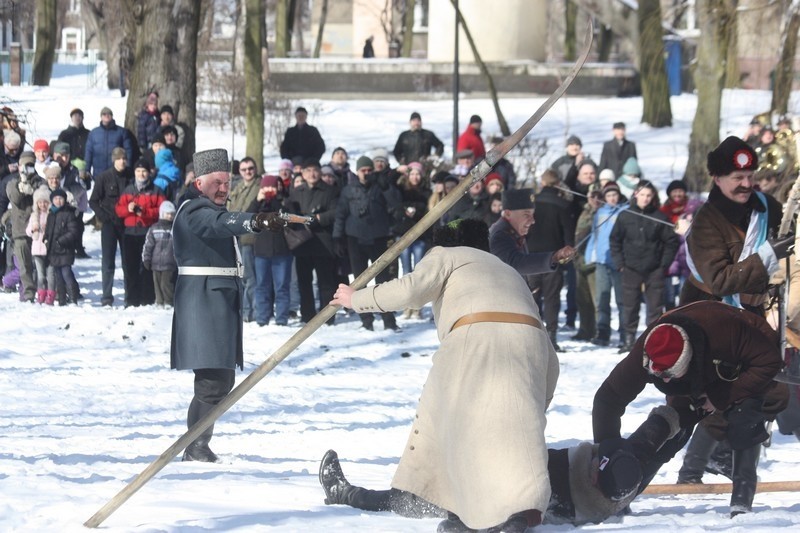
[1,76,799,532]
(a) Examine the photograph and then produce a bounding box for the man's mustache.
[734,187,752,194]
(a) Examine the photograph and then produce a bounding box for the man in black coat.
[526,170,576,350]
[89,147,131,306]
[170,148,284,463]
[57,108,90,168]
[279,107,326,163]
[284,159,340,325]
[392,112,444,165]
[599,122,637,177]
[333,155,402,331]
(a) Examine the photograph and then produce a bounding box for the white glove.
[757,240,779,276]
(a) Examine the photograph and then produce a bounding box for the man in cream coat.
[331,219,560,532]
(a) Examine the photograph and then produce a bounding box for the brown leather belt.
[450,312,542,332]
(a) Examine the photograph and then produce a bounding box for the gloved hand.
[17,180,34,195]
[757,234,794,275]
[333,238,347,258]
[768,233,794,260]
[252,212,287,232]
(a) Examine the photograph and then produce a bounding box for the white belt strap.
[178,266,241,277]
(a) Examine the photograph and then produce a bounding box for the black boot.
[705,439,733,479]
[481,510,540,532]
[549,331,564,353]
[628,405,680,462]
[437,513,473,533]
[730,443,761,517]
[319,449,351,505]
[67,282,81,306]
[182,398,219,463]
[677,424,719,484]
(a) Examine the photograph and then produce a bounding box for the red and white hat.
[642,323,692,378]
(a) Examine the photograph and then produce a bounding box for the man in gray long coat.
[331,219,559,531]
[170,148,284,462]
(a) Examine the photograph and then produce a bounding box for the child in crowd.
[142,201,177,307]
[26,188,55,304]
[43,189,81,305]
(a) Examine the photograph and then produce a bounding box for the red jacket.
[115,180,164,236]
[457,126,486,160]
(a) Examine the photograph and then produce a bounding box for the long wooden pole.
[84,23,594,529]
[642,480,800,495]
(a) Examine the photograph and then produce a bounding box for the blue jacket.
[585,202,628,267]
[85,120,134,176]
[153,149,180,199]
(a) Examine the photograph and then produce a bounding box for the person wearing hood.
[456,114,486,161]
[333,155,402,331]
[43,188,81,305]
[152,144,181,201]
[610,181,679,353]
[616,156,642,200]
[26,187,54,304]
[115,158,165,307]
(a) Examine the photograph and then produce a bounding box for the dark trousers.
[153,269,176,306]
[574,255,596,339]
[100,223,125,304]
[295,254,337,323]
[122,233,155,307]
[529,269,563,335]
[347,236,397,328]
[12,237,34,301]
[564,262,577,325]
[341,486,446,519]
[621,268,665,340]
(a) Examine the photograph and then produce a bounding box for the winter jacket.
[170,196,261,371]
[350,246,559,529]
[250,195,291,257]
[456,126,486,160]
[680,187,782,307]
[598,138,637,177]
[0,148,20,180]
[152,149,181,201]
[585,202,628,267]
[227,177,261,246]
[279,123,326,162]
[26,210,48,256]
[492,158,517,188]
[392,185,431,237]
[285,180,338,257]
[43,204,80,267]
[449,191,492,225]
[85,120,134,176]
[489,217,556,276]
[115,180,165,236]
[89,165,130,225]
[526,187,574,252]
[392,128,445,164]
[333,174,402,245]
[550,154,577,182]
[6,172,45,239]
[136,108,160,151]
[142,219,177,272]
[593,301,784,440]
[609,203,679,274]
[57,125,90,164]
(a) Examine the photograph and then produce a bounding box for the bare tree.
[448,0,510,136]
[313,0,329,58]
[638,0,672,127]
[32,0,57,85]
[564,0,577,61]
[124,0,202,143]
[685,0,737,192]
[401,0,416,58]
[245,0,265,167]
[275,0,288,57]
[771,0,800,115]
[81,0,136,90]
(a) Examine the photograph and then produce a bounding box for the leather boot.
[182,398,219,463]
[437,513,472,533]
[36,289,46,304]
[481,510,541,532]
[677,424,719,484]
[67,282,80,306]
[705,439,732,479]
[319,450,351,505]
[730,443,761,517]
[628,405,680,462]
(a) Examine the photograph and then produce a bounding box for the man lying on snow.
[327,218,676,532]
[318,405,679,530]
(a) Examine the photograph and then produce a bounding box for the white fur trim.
[644,324,692,378]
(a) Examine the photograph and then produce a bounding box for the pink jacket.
[26,211,48,256]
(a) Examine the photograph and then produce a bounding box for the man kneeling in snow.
[318,406,680,529]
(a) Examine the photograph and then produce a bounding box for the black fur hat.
[707,136,758,177]
[432,218,490,252]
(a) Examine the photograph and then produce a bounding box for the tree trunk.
[275,0,288,57]
[293,0,304,55]
[32,0,57,86]
[565,0,577,61]
[598,24,614,62]
[245,0,265,168]
[125,0,201,152]
[401,0,416,58]
[685,0,731,192]
[81,0,137,91]
[772,0,800,115]
[638,0,672,127]
[313,0,329,58]
[449,0,510,136]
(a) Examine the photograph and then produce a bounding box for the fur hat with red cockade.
[642,323,692,379]
[707,136,758,177]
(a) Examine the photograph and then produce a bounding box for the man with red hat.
[592,300,787,517]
